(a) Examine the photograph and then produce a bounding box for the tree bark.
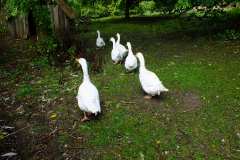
[125,0,130,19]
[56,0,76,19]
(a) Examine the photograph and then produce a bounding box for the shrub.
[31,57,49,68]
[80,7,94,17]
[35,35,58,64]
[67,46,76,62]
[139,1,156,16]
[33,6,52,33]
[175,0,191,12]
[107,0,123,16]
[93,1,109,18]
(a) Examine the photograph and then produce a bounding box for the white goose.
[116,33,128,58]
[110,37,121,64]
[136,52,168,99]
[124,42,138,71]
[96,30,105,48]
[76,58,101,121]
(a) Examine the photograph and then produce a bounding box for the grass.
[0,16,240,159]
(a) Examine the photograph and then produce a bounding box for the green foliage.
[190,0,237,7]
[67,46,76,56]
[67,45,77,62]
[32,6,52,33]
[4,0,18,17]
[34,35,58,64]
[175,0,191,11]
[139,1,156,15]
[4,0,37,17]
[70,0,124,18]
[3,0,52,32]
[16,84,33,97]
[195,10,206,17]
[35,36,58,56]
[0,25,7,34]
[93,1,109,17]
[191,0,218,7]
[31,57,49,68]
[226,8,240,18]
[107,0,123,16]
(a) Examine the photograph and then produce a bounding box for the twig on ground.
[40,127,63,141]
[3,125,30,138]
[120,100,136,104]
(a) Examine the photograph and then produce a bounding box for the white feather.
[136,52,168,96]
[76,58,101,115]
[96,30,105,48]
[116,33,127,58]
[124,42,138,71]
[110,37,122,63]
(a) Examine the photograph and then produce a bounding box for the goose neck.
[81,64,90,82]
[138,56,145,68]
[97,31,100,38]
[111,40,116,48]
[127,46,133,55]
[117,35,120,44]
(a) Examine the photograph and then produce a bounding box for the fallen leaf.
[50,113,57,119]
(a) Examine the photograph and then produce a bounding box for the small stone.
[221,138,225,143]
[236,133,240,138]
[62,153,68,157]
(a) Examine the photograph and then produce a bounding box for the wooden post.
[10,15,29,39]
[7,18,16,38]
[53,5,60,32]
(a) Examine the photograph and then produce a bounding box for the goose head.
[110,37,115,43]
[136,52,145,67]
[116,33,120,38]
[76,58,88,69]
[76,58,90,81]
[126,42,132,54]
[116,33,120,43]
[126,42,131,49]
[97,30,100,37]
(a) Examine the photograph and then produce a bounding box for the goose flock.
[76,30,168,121]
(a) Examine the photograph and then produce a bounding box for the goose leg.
[144,95,152,99]
[81,112,89,122]
[87,112,92,116]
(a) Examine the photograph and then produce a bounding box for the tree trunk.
[56,0,76,19]
[28,10,37,37]
[125,0,130,19]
